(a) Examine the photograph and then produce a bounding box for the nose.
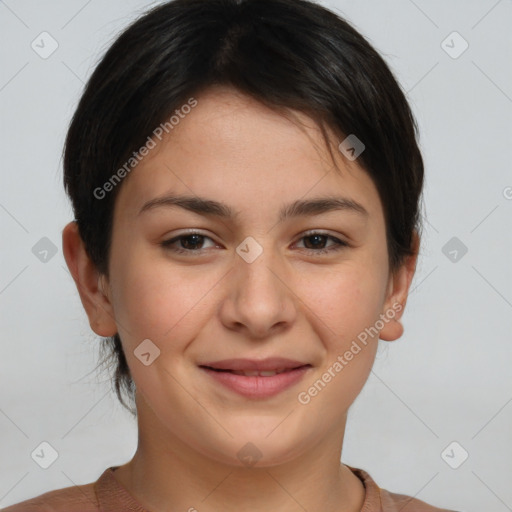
[218,242,297,339]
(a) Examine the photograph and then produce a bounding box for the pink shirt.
[1,465,457,511]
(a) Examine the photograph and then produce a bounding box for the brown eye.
[295,232,348,255]
[161,233,217,254]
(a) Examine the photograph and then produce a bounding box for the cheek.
[303,258,387,343]
[295,264,384,414]
[110,247,222,345]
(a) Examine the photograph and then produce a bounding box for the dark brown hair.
[63,0,424,415]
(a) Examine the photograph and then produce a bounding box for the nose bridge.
[234,235,282,301]
[224,235,295,336]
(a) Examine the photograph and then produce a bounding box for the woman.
[3,0,457,510]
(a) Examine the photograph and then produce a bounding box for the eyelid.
[293,230,350,252]
[161,229,350,255]
[299,229,348,241]
[161,229,347,244]
[161,229,219,248]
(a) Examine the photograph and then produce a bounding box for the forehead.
[113,87,383,224]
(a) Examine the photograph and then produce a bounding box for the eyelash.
[160,230,349,256]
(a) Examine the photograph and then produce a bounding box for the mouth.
[198,359,312,399]
[199,365,310,377]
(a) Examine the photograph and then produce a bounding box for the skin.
[62,86,418,512]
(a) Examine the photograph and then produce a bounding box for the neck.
[113,396,365,512]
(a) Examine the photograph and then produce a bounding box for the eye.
[160,231,217,254]
[160,230,349,256]
[294,231,349,255]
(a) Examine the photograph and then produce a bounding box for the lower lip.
[199,366,311,399]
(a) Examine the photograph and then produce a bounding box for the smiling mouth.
[200,364,311,377]
[199,365,311,377]
[198,363,312,399]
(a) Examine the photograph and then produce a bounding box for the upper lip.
[199,357,311,371]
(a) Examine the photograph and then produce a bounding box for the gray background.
[1,0,511,510]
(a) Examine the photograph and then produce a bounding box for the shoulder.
[346,465,459,512]
[1,480,99,512]
[381,488,459,511]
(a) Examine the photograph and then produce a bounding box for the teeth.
[230,369,291,377]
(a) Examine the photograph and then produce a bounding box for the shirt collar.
[95,464,381,512]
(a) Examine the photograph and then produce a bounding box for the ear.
[379,231,420,342]
[62,221,118,337]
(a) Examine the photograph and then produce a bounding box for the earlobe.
[62,221,118,337]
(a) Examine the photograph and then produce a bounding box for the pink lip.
[198,357,309,372]
[199,362,311,399]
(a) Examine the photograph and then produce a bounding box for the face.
[79,87,411,467]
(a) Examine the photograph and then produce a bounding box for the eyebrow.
[138,194,369,222]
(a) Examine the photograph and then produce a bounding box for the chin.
[209,431,309,469]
